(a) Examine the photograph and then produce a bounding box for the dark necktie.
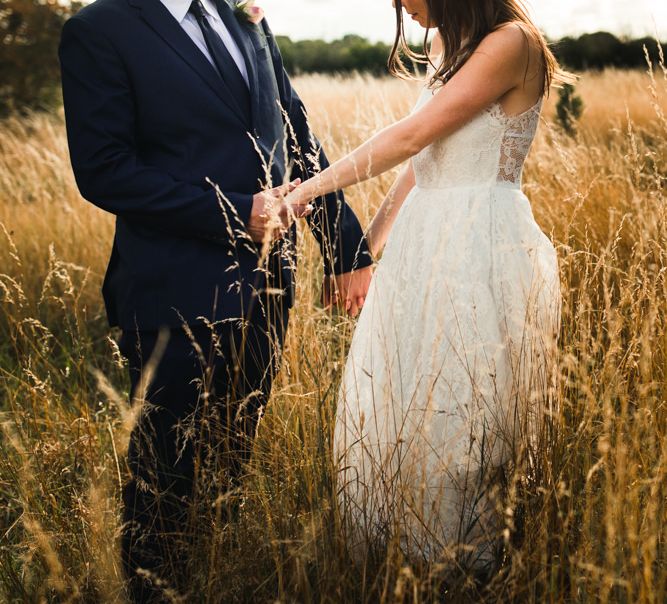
[188,0,251,111]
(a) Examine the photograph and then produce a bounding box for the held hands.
[322,266,373,318]
[283,176,321,210]
[288,179,373,317]
[247,179,313,244]
[253,179,373,318]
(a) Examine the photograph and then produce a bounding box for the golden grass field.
[1,61,666,602]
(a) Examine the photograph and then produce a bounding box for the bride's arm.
[366,163,416,257]
[365,35,441,258]
[287,24,529,206]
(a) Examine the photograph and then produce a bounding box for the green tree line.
[0,0,664,115]
[277,31,664,75]
[0,0,82,114]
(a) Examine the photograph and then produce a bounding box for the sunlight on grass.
[1,58,666,601]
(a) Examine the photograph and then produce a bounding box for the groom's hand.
[247,179,311,243]
[323,266,373,318]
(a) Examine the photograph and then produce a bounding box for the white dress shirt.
[159,0,250,87]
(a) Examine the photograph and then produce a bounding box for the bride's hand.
[283,182,315,222]
[284,174,324,211]
[280,182,314,230]
[248,179,313,243]
[283,182,307,207]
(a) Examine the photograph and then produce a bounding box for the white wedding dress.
[334,84,561,570]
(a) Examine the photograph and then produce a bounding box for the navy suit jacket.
[59,0,372,330]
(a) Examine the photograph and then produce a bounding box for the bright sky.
[260,0,667,42]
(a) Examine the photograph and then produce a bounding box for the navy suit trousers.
[118,294,288,602]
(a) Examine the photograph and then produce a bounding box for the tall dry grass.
[1,57,666,602]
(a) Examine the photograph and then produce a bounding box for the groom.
[59,0,372,599]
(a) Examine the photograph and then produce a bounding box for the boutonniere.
[234,0,264,25]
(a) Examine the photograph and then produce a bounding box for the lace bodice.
[412,86,542,189]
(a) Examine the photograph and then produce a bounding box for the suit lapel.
[213,0,261,130]
[128,0,251,128]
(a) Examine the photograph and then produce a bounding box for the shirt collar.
[160,0,222,24]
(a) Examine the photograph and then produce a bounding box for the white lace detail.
[486,100,542,185]
[411,87,542,189]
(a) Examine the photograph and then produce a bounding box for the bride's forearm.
[366,163,416,257]
[294,118,421,203]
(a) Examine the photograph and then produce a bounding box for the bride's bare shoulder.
[478,22,533,58]
[430,23,534,67]
[474,22,545,83]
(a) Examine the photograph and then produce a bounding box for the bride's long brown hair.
[389,0,568,93]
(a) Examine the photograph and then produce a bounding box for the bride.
[286,0,564,571]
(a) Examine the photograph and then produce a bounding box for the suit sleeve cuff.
[325,236,374,277]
